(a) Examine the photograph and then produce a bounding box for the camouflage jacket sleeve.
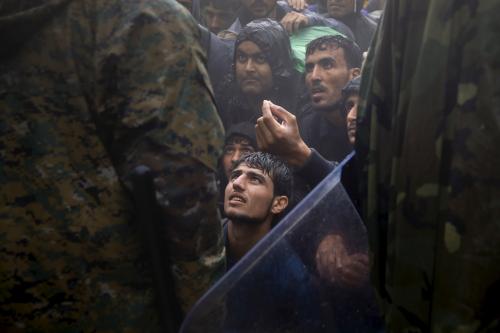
[93,0,225,314]
[357,1,500,332]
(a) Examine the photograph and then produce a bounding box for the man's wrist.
[287,141,311,167]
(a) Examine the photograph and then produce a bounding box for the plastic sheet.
[180,154,385,332]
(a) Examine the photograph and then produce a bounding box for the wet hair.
[306,35,362,69]
[232,152,292,199]
[225,121,257,148]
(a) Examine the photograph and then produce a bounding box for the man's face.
[241,0,276,19]
[202,3,235,34]
[345,93,359,145]
[305,46,354,111]
[224,163,276,223]
[235,41,273,98]
[327,0,356,19]
[222,137,256,179]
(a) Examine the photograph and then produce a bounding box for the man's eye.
[322,61,333,69]
[305,64,313,73]
[236,54,247,63]
[241,148,254,154]
[224,147,235,154]
[250,176,262,184]
[255,55,267,64]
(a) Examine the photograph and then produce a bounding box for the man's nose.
[245,59,256,71]
[231,150,241,163]
[232,174,245,191]
[310,65,322,81]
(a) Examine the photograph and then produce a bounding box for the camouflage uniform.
[0,0,225,330]
[357,1,500,332]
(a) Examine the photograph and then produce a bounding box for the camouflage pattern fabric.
[357,1,500,332]
[0,0,225,330]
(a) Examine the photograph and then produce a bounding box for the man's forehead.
[226,135,253,146]
[236,41,264,54]
[306,45,345,62]
[234,163,270,178]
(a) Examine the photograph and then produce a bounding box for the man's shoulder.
[297,104,320,128]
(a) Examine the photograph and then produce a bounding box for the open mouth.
[229,193,246,204]
[311,86,326,94]
[311,87,326,101]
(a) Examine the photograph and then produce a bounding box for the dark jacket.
[298,104,353,163]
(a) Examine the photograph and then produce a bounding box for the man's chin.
[312,100,343,113]
[226,212,265,225]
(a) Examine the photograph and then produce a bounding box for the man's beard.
[226,202,274,225]
[315,99,344,113]
[226,213,268,225]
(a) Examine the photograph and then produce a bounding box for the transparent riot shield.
[180,154,384,333]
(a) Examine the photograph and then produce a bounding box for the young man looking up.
[222,152,328,332]
[223,152,292,267]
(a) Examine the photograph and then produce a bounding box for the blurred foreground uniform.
[0,0,224,330]
[358,1,500,332]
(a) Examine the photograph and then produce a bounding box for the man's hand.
[287,0,308,11]
[256,100,311,167]
[315,234,370,288]
[281,12,309,34]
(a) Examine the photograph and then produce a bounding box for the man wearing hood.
[217,19,301,129]
[0,0,225,331]
[321,0,377,51]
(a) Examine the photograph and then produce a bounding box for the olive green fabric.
[357,1,500,332]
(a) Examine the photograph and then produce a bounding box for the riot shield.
[180,154,384,333]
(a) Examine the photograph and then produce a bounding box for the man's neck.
[243,94,266,113]
[319,106,345,128]
[227,218,272,262]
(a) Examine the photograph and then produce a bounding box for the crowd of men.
[2,0,499,332]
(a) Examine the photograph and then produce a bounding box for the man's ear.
[271,196,289,215]
[349,67,361,80]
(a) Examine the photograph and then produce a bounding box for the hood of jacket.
[234,18,295,80]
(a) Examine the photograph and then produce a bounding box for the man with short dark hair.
[254,35,362,187]
[200,0,239,34]
[299,35,361,162]
[222,152,326,332]
[224,152,292,266]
